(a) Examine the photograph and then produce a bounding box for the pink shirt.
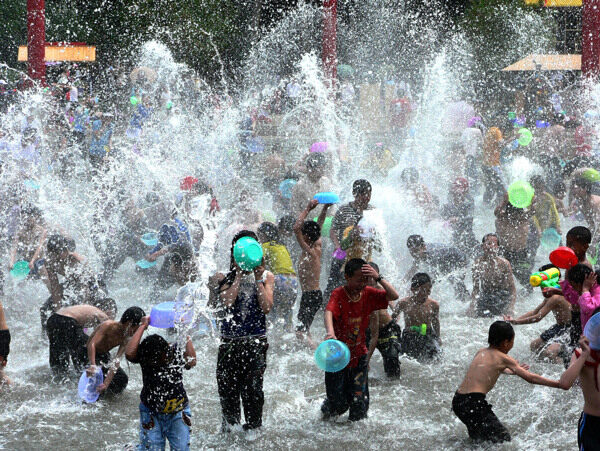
[559,280,600,329]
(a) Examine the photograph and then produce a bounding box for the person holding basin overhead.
[208,230,274,436]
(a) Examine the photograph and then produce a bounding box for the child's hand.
[306,199,319,211]
[579,336,591,355]
[324,333,336,340]
[361,264,379,280]
[583,272,597,292]
[503,315,514,323]
[96,383,107,393]
[518,361,530,371]
[140,316,150,329]
[253,264,266,281]
[86,365,97,377]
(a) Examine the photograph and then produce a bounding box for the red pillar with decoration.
[582,0,600,78]
[27,0,46,84]
[322,0,337,85]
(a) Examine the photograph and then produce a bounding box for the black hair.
[529,175,545,189]
[352,179,372,196]
[219,230,258,291]
[301,220,321,244]
[258,222,280,243]
[566,226,592,245]
[169,243,194,268]
[539,263,561,279]
[306,153,326,169]
[345,258,367,277]
[93,297,118,316]
[406,234,425,249]
[566,263,593,286]
[368,261,380,273]
[278,215,295,233]
[482,233,498,244]
[47,234,70,255]
[120,306,145,325]
[411,272,432,290]
[137,334,170,366]
[488,321,515,347]
[400,167,419,184]
[21,205,43,220]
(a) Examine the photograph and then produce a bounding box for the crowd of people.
[1,64,600,450]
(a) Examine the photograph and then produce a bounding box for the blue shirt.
[150,217,192,254]
[219,277,266,338]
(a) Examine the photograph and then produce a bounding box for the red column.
[27,0,46,84]
[322,0,337,85]
[582,0,600,78]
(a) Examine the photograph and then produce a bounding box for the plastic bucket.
[233,236,263,271]
[507,181,534,209]
[314,339,351,372]
[149,301,194,329]
[9,260,30,280]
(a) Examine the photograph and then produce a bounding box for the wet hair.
[21,205,43,220]
[47,234,70,255]
[93,297,118,316]
[306,153,326,169]
[301,220,321,244]
[137,334,170,366]
[488,321,515,347]
[566,263,593,286]
[400,167,419,184]
[529,175,545,190]
[345,258,367,277]
[482,233,498,244]
[258,221,280,242]
[120,306,145,326]
[406,234,425,249]
[411,272,432,290]
[219,230,258,290]
[352,179,372,196]
[538,263,561,279]
[566,226,592,245]
[0,330,10,360]
[278,215,295,233]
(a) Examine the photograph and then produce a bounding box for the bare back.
[297,240,322,292]
[576,353,600,416]
[58,305,108,327]
[457,347,508,394]
[88,321,125,355]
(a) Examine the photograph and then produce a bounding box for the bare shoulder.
[426,298,440,310]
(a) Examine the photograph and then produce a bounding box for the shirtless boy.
[293,199,330,346]
[505,265,572,364]
[452,321,562,443]
[394,273,441,360]
[86,306,145,395]
[0,300,10,386]
[47,301,117,376]
[558,310,600,449]
[366,262,402,378]
[470,233,516,317]
[495,193,536,288]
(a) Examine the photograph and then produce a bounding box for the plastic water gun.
[410,324,427,336]
[529,267,560,289]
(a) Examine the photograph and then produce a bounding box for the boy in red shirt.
[322,258,399,421]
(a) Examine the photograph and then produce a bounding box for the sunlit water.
[0,2,591,449]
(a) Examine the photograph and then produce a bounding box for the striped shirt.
[331,202,362,242]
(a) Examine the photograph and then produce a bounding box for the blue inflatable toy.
[136,259,157,269]
[78,367,104,403]
[149,301,194,329]
[584,312,600,350]
[314,192,340,204]
[314,339,350,372]
[141,232,158,247]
